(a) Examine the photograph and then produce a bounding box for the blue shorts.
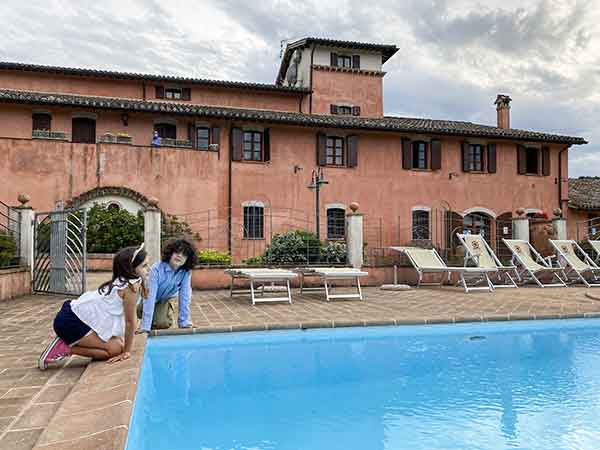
[53,300,92,346]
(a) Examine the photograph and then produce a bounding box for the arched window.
[412,209,430,241]
[327,208,345,240]
[243,201,264,239]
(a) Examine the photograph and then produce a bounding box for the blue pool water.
[126,320,600,450]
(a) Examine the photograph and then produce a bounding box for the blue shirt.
[152,135,161,146]
[140,261,192,331]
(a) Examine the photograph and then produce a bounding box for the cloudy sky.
[1,0,598,177]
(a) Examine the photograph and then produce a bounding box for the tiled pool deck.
[1,285,600,449]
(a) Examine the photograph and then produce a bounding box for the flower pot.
[529,220,556,258]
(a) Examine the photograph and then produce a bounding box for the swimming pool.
[126,320,600,450]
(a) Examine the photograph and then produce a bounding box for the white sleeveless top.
[70,278,140,342]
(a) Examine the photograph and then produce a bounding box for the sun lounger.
[589,240,600,264]
[388,246,497,293]
[502,239,567,288]
[549,240,600,288]
[224,268,297,305]
[294,267,369,301]
[456,233,518,288]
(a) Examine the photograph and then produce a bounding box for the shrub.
[162,214,200,242]
[243,255,265,266]
[322,241,347,264]
[0,230,18,267]
[263,230,324,265]
[86,204,144,253]
[197,249,231,265]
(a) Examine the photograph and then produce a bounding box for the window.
[243,131,263,161]
[338,55,352,68]
[327,208,346,240]
[326,137,344,166]
[469,144,484,171]
[525,147,539,174]
[197,127,210,150]
[106,202,121,211]
[154,123,177,139]
[337,106,352,115]
[412,210,430,241]
[243,206,264,239]
[72,117,96,144]
[32,113,51,131]
[165,88,182,100]
[412,142,428,169]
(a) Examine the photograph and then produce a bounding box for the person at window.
[151,130,161,146]
[38,244,150,370]
[136,239,198,332]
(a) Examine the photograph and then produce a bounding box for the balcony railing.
[32,130,68,140]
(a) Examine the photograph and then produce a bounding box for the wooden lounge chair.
[388,246,496,293]
[549,240,600,288]
[456,233,518,288]
[502,239,567,288]
[294,267,368,301]
[224,268,297,305]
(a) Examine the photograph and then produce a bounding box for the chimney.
[494,94,512,129]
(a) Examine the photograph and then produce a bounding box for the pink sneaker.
[38,337,72,370]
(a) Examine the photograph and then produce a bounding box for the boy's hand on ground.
[107,351,131,364]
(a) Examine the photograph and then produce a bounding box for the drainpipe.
[308,44,316,114]
[558,145,570,211]
[228,123,232,254]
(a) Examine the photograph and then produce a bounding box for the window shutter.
[211,126,220,151]
[346,135,358,168]
[188,123,196,148]
[230,127,243,161]
[430,139,441,170]
[317,133,327,166]
[352,106,361,116]
[542,146,550,176]
[462,142,471,172]
[155,85,165,99]
[263,129,271,162]
[402,138,412,170]
[487,143,496,173]
[32,113,51,131]
[517,145,526,174]
[330,104,338,115]
[182,88,191,101]
[330,53,338,67]
[352,55,360,69]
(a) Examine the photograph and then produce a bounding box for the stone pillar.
[346,202,363,269]
[512,215,530,241]
[144,198,161,264]
[552,209,567,240]
[14,194,34,270]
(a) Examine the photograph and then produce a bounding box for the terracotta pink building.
[0,37,587,261]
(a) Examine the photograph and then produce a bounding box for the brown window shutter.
[517,145,526,174]
[430,139,441,170]
[155,85,164,99]
[211,126,220,150]
[317,133,327,166]
[402,138,412,169]
[542,146,550,176]
[330,104,338,115]
[32,113,51,131]
[352,55,360,69]
[462,142,471,172]
[487,143,496,173]
[346,135,358,167]
[230,127,243,161]
[263,129,271,162]
[352,106,361,116]
[182,88,191,101]
[188,123,196,148]
[330,53,338,67]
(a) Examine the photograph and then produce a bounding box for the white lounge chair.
[224,268,297,305]
[589,240,600,264]
[388,246,497,293]
[294,267,368,301]
[456,233,518,288]
[549,240,600,288]
[502,239,567,288]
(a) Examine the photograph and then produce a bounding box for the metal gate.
[33,209,87,295]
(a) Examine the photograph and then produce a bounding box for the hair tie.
[132,243,145,263]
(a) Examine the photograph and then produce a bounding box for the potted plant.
[529,211,555,258]
[100,132,117,143]
[116,132,132,144]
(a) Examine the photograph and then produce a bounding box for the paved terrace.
[1,284,600,449]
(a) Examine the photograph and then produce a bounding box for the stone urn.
[529,214,556,258]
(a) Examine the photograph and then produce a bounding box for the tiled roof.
[0,88,587,145]
[569,177,600,210]
[0,61,309,94]
[276,37,399,84]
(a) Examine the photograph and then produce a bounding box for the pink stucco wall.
[0,268,31,301]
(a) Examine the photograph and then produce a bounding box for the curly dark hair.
[161,239,198,271]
